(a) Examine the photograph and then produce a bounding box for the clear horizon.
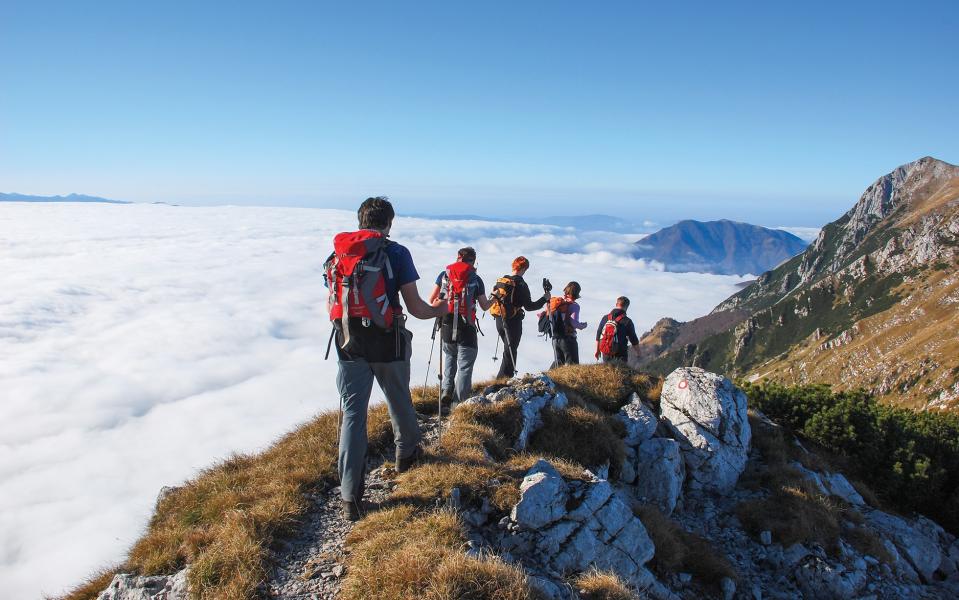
[2,2,957,227]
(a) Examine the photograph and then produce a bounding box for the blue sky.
[1,0,957,226]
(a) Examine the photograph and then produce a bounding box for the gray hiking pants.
[442,342,479,403]
[336,352,422,503]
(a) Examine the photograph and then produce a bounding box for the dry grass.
[393,462,500,505]
[548,363,641,412]
[60,403,401,600]
[739,411,887,555]
[528,406,625,480]
[52,567,119,600]
[737,484,842,552]
[342,507,534,600]
[392,399,590,512]
[573,570,636,600]
[633,504,736,588]
[425,554,536,600]
[453,399,524,454]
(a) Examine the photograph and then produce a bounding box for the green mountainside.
[635,157,959,410]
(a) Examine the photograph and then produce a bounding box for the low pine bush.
[741,381,959,533]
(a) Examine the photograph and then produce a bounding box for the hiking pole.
[423,317,439,392]
[543,278,560,367]
[437,335,444,422]
[501,320,518,377]
[492,333,501,362]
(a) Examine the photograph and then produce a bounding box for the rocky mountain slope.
[73,365,959,600]
[635,157,959,411]
[632,220,807,275]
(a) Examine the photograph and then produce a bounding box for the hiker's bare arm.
[401,281,448,319]
[477,294,492,311]
[428,284,442,305]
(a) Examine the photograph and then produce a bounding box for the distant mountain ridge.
[404,213,652,232]
[632,219,808,275]
[635,156,959,411]
[0,192,129,204]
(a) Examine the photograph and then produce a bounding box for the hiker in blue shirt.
[325,197,448,521]
[428,247,493,405]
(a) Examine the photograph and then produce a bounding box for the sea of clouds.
[0,203,751,597]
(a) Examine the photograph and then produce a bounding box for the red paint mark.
[678,380,688,390]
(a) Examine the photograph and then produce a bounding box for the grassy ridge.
[58,404,395,600]
[57,364,737,599]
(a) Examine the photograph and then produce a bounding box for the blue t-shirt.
[384,241,419,307]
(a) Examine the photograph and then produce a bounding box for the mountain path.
[260,412,444,599]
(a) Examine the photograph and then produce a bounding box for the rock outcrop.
[499,462,674,600]
[463,374,568,451]
[96,570,188,600]
[659,368,751,492]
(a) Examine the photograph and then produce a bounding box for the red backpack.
[598,312,626,358]
[444,261,477,341]
[323,230,401,351]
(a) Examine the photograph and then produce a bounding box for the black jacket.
[501,275,547,320]
[595,308,639,359]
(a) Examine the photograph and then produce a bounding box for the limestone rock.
[865,509,942,582]
[465,374,566,451]
[618,393,658,447]
[660,368,751,492]
[822,472,865,505]
[794,556,867,599]
[633,438,685,515]
[97,569,188,600]
[504,465,662,595]
[511,460,568,530]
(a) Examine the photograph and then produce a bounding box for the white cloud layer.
[0,204,745,597]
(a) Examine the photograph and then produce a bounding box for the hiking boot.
[342,499,363,522]
[395,445,424,473]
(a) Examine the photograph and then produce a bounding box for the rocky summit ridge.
[635,156,959,410]
[88,367,959,600]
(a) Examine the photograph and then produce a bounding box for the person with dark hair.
[540,281,588,367]
[324,196,448,521]
[428,247,492,404]
[489,256,549,378]
[595,296,640,363]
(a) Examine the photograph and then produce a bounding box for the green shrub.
[741,381,959,533]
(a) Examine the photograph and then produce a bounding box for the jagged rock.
[720,576,736,600]
[782,543,811,568]
[822,472,865,505]
[528,575,573,600]
[465,375,566,450]
[794,556,867,599]
[660,368,751,492]
[944,540,959,580]
[632,438,685,515]
[791,463,865,505]
[511,460,568,530]
[790,462,830,495]
[864,509,942,582]
[618,393,658,447]
[97,569,188,600]
[504,464,664,595]
[620,448,637,484]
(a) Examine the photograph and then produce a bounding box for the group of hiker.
[324,197,641,520]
